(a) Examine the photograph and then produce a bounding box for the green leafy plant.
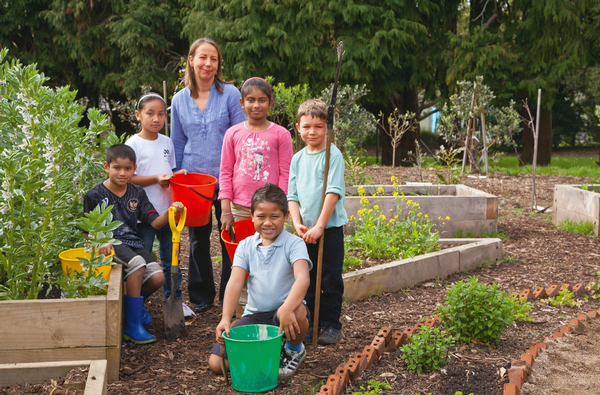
[400,325,454,373]
[344,155,370,187]
[506,295,533,322]
[267,79,311,153]
[437,276,514,345]
[557,219,595,236]
[55,203,122,298]
[0,49,109,300]
[434,145,463,184]
[550,288,581,308]
[352,380,392,395]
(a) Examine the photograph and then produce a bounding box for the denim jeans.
[138,223,182,299]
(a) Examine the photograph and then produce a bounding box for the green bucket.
[223,324,284,392]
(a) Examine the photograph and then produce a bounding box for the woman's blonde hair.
[184,38,234,97]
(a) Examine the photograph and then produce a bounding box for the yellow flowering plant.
[346,184,441,264]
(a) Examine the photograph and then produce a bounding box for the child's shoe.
[279,343,306,379]
[123,295,156,344]
[140,291,153,326]
[318,326,342,345]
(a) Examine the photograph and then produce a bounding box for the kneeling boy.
[84,144,185,344]
[209,183,312,379]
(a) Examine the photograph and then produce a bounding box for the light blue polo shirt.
[233,229,312,316]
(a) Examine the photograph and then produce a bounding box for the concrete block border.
[343,238,503,303]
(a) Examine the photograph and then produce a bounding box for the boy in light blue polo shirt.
[208,183,312,379]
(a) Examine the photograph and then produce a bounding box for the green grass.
[494,156,600,178]
[557,219,596,235]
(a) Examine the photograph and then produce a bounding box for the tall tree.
[446,0,593,166]
[183,0,460,165]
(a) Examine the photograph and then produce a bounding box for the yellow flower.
[393,192,399,197]
[374,205,379,210]
[372,194,377,197]
[377,187,385,194]
[390,176,396,182]
[350,215,355,220]
[417,212,422,217]
[412,221,416,226]
[368,209,373,213]
[407,200,412,205]
[394,215,399,219]
[438,216,442,220]
[380,215,386,220]
[358,186,365,196]
[445,216,450,220]
[360,197,369,205]
[425,214,428,218]
[389,219,395,224]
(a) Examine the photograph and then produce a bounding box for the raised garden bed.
[553,184,600,235]
[343,238,503,302]
[0,359,107,394]
[0,264,123,383]
[345,184,498,237]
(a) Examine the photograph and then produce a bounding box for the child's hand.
[221,212,234,232]
[216,319,231,345]
[277,306,300,341]
[171,201,185,213]
[99,244,114,257]
[295,223,309,238]
[156,173,172,188]
[302,225,324,244]
[173,169,188,176]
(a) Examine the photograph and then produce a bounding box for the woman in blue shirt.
[171,37,246,313]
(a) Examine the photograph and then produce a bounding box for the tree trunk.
[522,107,552,166]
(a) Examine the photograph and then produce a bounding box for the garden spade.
[313,41,344,346]
[164,206,187,340]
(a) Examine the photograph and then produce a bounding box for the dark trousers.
[187,196,232,306]
[305,226,344,330]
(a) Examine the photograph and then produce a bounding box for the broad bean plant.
[0,49,109,300]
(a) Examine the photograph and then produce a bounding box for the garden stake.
[220,344,229,385]
[164,206,187,340]
[313,41,344,346]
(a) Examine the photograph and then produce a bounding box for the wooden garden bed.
[553,184,600,235]
[0,264,123,383]
[0,359,107,394]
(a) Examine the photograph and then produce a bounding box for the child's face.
[135,99,166,135]
[240,87,272,121]
[251,201,289,246]
[103,157,136,188]
[297,115,327,151]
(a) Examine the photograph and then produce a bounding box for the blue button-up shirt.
[171,84,246,184]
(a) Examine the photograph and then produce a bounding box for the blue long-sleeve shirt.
[171,84,246,185]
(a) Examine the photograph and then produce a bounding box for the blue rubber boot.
[140,292,153,327]
[123,295,156,344]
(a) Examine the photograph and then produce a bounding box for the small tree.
[377,110,416,168]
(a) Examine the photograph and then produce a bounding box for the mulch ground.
[3,160,600,395]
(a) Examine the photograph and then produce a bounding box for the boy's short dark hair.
[106,144,136,165]
[251,183,288,214]
[297,99,328,123]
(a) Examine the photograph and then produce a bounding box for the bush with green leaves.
[506,295,533,322]
[351,380,392,395]
[400,325,454,373]
[0,49,109,300]
[318,84,376,156]
[437,276,514,345]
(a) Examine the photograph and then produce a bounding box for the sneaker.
[318,326,342,345]
[279,343,306,379]
[194,302,213,313]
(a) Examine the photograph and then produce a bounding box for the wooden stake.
[532,89,541,208]
[313,41,344,346]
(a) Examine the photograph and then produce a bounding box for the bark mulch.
[3,164,600,395]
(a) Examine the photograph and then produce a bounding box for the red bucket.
[170,173,217,227]
[221,218,256,262]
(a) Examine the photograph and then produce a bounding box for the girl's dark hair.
[251,183,288,214]
[136,92,166,112]
[241,77,273,101]
[185,38,234,97]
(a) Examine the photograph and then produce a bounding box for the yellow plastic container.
[59,248,114,282]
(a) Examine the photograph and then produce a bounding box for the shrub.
[0,49,109,300]
[400,325,454,373]
[506,295,533,322]
[437,276,514,345]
